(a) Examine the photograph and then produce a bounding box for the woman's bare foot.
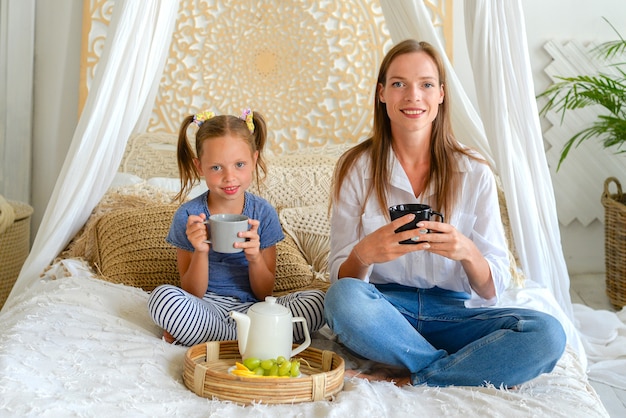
[344,367,412,387]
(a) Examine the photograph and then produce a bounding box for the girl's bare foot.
[162,330,176,344]
[344,367,412,386]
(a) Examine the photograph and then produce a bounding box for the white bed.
[0,1,615,416]
[0,130,610,417]
[0,259,608,417]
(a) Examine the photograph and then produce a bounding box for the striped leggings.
[148,284,326,347]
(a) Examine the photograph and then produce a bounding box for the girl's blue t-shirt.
[166,191,284,302]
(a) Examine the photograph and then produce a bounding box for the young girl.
[148,109,325,347]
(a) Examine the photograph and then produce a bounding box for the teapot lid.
[249,296,290,316]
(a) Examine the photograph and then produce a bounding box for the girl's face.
[378,51,444,138]
[194,134,258,207]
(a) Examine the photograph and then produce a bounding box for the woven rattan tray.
[183,340,344,405]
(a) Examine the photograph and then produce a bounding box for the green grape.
[278,360,292,376]
[290,360,300,377]
[242,357,261,371]
[260,359,275,370]
[253,367,265,376]
[268,364,279,376]
[276,356,287,365]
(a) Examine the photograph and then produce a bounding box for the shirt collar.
[386,148,473,198]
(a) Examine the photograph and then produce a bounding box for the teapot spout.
[230,311,250,356]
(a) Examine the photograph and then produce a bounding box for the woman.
[324,40,565,387]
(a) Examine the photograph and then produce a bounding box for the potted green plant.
[538,18,626,169]
[537,18,626,309]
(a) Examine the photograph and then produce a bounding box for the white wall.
[25,0,626,275]
[451,0,626,275]
[521,0,626,274]
[31,0,82,241]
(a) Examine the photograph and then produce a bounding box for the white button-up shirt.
[329,148,512,307]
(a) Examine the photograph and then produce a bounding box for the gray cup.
[205,214,249,253]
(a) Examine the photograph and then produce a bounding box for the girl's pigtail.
[251,111,268,184]
[174,115,199,203]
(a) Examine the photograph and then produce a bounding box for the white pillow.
[146,177,208,199]
[111,172,144,187]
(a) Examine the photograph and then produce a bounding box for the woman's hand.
[418,220,495,299]
[186,213,210,252]
[413,220,473,261]
[339,214,430,279]
[355,214,432,265]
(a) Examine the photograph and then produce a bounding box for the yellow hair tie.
[193,110,214,126]
[240,108,254,133]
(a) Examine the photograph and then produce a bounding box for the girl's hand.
[186,213,210,252]
[236,218,262,261]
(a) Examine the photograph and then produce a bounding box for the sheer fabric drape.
[462,0,572,318]
[2,0,180,312]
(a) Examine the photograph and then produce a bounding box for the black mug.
[389,204,444,244]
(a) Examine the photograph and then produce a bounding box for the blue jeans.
[324,278,566,387]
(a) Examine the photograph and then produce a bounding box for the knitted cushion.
[93,204,180,290]
[250,155,336,210]
[273,233,317,293]
[279,204,331,278]
[79,199,321,293]
[495,176,525,287]
[63,182,177,261]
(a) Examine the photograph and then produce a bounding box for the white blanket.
[0,259,608,417]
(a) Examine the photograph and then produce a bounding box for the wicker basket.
[0,198,33,309]
[183,340,344,405]
[602,177,626,310]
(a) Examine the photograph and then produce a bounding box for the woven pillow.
[93,204,180,290]
[495,176,525,287]
[273,234,316,293]
[89,200,320,293]
[250,155,336,210]
[279,204,331,277]
[63,182,177,261]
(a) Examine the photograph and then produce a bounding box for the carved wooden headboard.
[80,0,452,154]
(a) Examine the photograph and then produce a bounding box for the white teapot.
[230,296,311,360]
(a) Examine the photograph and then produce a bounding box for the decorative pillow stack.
[64,179,333,294]
[63,132,526,296]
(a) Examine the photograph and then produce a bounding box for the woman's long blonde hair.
[332,39,484,219]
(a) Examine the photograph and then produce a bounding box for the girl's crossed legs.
[148,284,325,347]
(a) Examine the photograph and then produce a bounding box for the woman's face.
[194,134,257,204]
[378,51,444,138]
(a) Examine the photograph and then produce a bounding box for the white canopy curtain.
[2,0,181,312]
[462,1,573,318]
[380,0,572,316]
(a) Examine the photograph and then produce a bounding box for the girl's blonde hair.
[174,111,268,203]
[332,39,485,219]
